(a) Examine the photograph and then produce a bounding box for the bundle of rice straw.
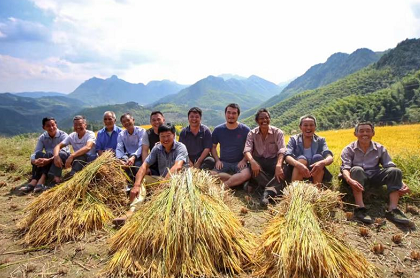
[104,168,256,278]
[255,181,376,278]
[17,151,129,246]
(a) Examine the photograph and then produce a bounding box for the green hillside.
[243,39,420,133]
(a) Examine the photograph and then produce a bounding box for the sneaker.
[385,208,412,226]
[354,207,374,224]
[19,184,35,193]
[33,184,45,193]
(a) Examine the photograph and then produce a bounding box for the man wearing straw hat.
[113,123,188,226]
[243,108,286,206]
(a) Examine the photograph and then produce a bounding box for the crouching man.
[20,117,70,193]
[53,115,97,178]
[340,122,411,225]
[113,123,188,226]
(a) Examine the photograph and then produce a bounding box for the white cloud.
[2,0,419,91]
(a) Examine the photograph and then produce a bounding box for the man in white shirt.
[53,115,97,177]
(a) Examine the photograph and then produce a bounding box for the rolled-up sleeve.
[319,138,333,158]
[175,143,189,163]
[276,131,286,155]
[30,135,44,161]
[340,146,354,172]
[243,131,254,154]
[133,130,144,159]
[145,147,158,166]
[380,147,396,168]
[116,132,126,159]
[285,136,297,158]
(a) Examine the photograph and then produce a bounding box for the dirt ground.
[0,174,419,278]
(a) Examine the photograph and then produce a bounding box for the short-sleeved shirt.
[116,126,146,160]
[212,123,250,163]
[61,130,96,156]
[243,125,286,159]
[145,141,188,177]
[285,133,333,160]
[179,124,212,162]
[142,128,160,151]
[31,129,70,160]
[96,125,122,152]
[340,140,396,178]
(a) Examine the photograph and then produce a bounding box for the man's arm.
[165,160,184,179]
[310,154,334,176]
[65,141,94,169]
[53,142,66,168]
[97,150,104,156]
[275,153,285,182]
[342,169,364,192]
[211,143,223,170]
[130,162,149,201]
[194,148,210,168]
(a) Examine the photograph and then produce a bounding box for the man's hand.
[275,164,284,182]
[295,161,311,178]
[188,160,194,168]
[130,185,141,200]
[215,160,223,170]
[34,158,48,167]
[310,160,326,176]
[399,183,410,196]
[54,155,63,168]
[347,178,364,192]
[237,160,247,171]
[193,160,202,169]
[65,156,74,169]
[250,160,261,177]
[127,156,136,166]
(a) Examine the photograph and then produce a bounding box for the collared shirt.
[31,129,70,160]
[243,125,286,159]
[116,126,146,159]
[341,140,396,178]
[285,133,333,159]
[212,123,250,163]
[179,124,212,162]
[61,130,97,156]
[96,125,123,152]
[145,141,188,177]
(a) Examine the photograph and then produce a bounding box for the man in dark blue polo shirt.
[96,111,122,156]
[179,107,215,170]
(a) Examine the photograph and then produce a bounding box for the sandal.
[33,184,46,193]
[19,184,35,193]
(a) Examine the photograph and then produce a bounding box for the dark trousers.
[252,156,284,196]
[200,156,216,170]
[31,151,69,179]
[350,166,403,193]
[69,154,97,176]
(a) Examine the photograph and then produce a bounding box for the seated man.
[116,113,146,180]
[341,122,411,225]
[211,103,251,188]
[244,108,286,205]
[20,117,70,193]
[141,111,165,175]
[96,111,122,155]
[113,123,188,226]
[179,107,215,170]
[53,115,97,177]
[284,115,333,185]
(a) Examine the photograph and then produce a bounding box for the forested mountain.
[12,92,66,98]
[243,39,420,133]
[0,94,85,135]
[67,75,187,106]
[240,48,381,119]
[154,75,281,111]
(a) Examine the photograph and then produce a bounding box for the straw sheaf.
[104,168,257,278]
[255,182,377,278]
[17,151,129,246]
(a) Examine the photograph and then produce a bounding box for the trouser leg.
[370,167,403,193]
[350,166,368,187]
[48,150,69,177]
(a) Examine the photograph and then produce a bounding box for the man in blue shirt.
[116,113,146,179]
[96,111,122,155]
[211,103,251,188]
[113,123,188,226]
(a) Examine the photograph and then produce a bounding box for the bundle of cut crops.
[255,181,376,278]
[17,151,129,246]
[104,168,256,277]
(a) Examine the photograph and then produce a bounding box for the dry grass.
[255,182,377,278]
[17,151,129,246]
[104,168,256,278]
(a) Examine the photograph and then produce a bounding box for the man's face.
[43,120,57,136]
[225,107,239,124]
[299,118,316,138]
[73,119,87,135]
[188,112,201,128]
[159,131,175,148]
[257,112,270,129]
[355,124,374,144]
[103,113,116,130]
[151,114,164,129]
[121,116,135,130]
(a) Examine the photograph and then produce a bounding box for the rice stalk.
[255,181,376,278]
[17,151,129,246]
[104,168,256,278]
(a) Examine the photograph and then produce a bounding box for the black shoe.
[385,208,412,226]
[19,184,35,193]
[33,184,45,193]
[354,207,374,224]
[260,191,275,207]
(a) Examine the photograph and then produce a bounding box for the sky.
[0,0,420,93]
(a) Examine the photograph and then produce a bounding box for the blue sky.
[1,0,420,93]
